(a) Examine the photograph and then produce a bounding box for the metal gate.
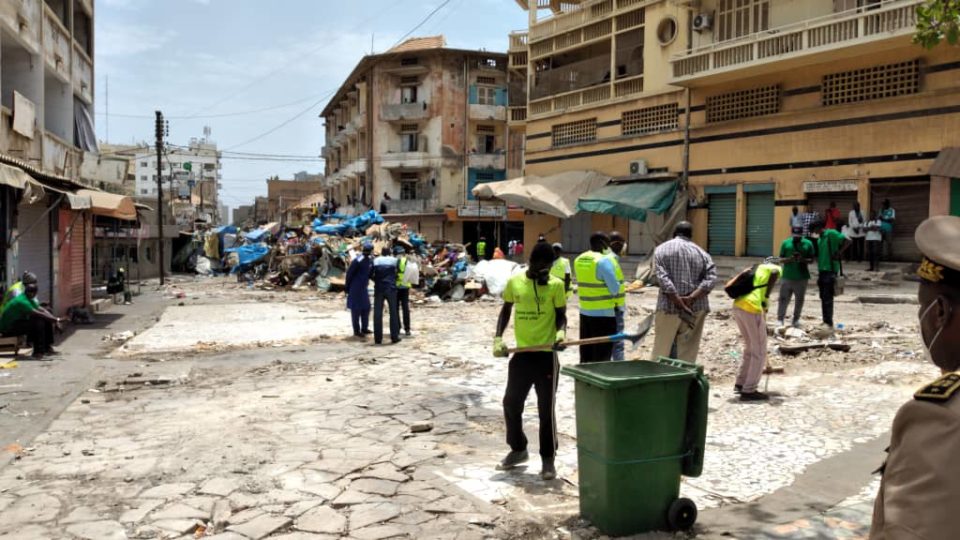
[870,180,930,261]
[58,208,87,314]
[16,200,53,303]
[746,191,774,257]
[562,213,591,253]
[708,194,736,256]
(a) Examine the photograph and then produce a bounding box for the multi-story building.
[233,205,254,228]
[509,0,960,260]
[265,176,324,223]
[321,36,518,244]
[0,0,110,314]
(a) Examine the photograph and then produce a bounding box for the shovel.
[506,313,654,354]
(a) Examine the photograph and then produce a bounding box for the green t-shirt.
[817,229,847,273]
[0,293,38,334]
[778,237,815,281]
[502,273,566,349]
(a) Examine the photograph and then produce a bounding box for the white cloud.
[97,24,176,57]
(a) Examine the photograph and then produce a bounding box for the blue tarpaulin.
[244,228,269,243]
[312,210,385,236]
[224,243,270,274]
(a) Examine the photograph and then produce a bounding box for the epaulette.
[914,372,960,402]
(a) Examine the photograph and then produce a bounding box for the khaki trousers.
[732,307,767,393]
[650,311,707,363]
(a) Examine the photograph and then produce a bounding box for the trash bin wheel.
[667,497,697,530]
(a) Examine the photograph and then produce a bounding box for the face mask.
[919,298,947,363]
[536,268,550,285]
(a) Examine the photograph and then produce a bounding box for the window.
[400,57,419,66]
[476,76,497,86]
[140,161,148,167]
[718,0,769,42]
[476,86,496,105]
[551,119,597,147]
[141,189,148,195]
[401,85,418,104]
[140,175,147,181]
[822,59,920,107]
[400,173,418,200]
[657,17,678,46]
[152,175,157,181]
[622,103,679,136]
[706,85,781,123]
[400,124,420,152]
[476,125,497,153]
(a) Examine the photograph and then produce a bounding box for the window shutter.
[469,85,478,105]
[495,87,508,107]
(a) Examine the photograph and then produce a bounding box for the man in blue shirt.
[345,243,374,338]
[574,232,622,363]
[371,248,401,345]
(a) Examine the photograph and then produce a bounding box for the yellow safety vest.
[550,257,572,298]
[396,257,410,288]
[733,263,781,314]
[605,252,626,308]
[574,251,619,311]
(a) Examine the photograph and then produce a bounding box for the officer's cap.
[916,216,960,285]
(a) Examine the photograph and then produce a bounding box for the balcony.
[380,102,428,122]
[43,130,81,178]
[0,0,41,53]
[380,151,436,171]
[383,198,440,215]
[345,159,367,176]
[528,74,643,117]
[72,45,93,104]
[670,0,922,87]
[468,153,506,170]
[42,5,71,83]
[509,107,527,124]
[0,107,41,165]
[468,104,507,122]
[509,31,528,52]
[528,0,649,43]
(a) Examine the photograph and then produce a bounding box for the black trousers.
[397,288,411,333]
[350,308,370,336]
[579,314,617,363]
[373,288,400,344]
[817,271,836,327]
[2,315,54,354]
[850,237,865,262]
[868,240,882,271]
[502,351,559,460]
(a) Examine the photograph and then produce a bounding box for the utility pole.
[155,111,165,286]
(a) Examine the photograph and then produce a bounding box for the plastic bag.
[404,260,420,286]
[473,259,521,297]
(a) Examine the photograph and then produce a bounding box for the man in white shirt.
[848,202,866,262]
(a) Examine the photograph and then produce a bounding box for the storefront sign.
[457,205,506,218]
[803,180,858,193]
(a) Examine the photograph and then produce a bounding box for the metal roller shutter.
[807,192,860,228]
[562,213,591,253]
[16,201,53,304]
[746,191,774,257]
[708,194,736,256]
[870,180,930,262]
[58,209,87,313]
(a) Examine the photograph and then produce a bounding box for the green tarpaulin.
[576,181,678,222]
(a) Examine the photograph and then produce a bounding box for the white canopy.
[471,170,610,218]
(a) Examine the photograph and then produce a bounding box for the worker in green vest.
[574,232,621,363]
[476,236,488,262]
[607,231,628,361]
[394,245,412,337]
[549,243,572,299]
[1,272,37,312]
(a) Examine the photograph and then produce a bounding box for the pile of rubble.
[184,211,523,301]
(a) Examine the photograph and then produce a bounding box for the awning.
[471,170,610,218]
[576,181,678,222]
[930,147,960,178]
[76,189,137,220]
[0,162,45,204]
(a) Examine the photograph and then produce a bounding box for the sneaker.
[740,391,770,402]
[496,450,529,470]
[404,330,412,337]
[734,384,743,394]
[540,459,557,480]
[791,321,802,329]
[776,320,785,328]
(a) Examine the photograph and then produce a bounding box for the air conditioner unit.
[629,160,648,176]
[693,13,713,32]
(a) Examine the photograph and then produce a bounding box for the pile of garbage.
[182,210,524,301]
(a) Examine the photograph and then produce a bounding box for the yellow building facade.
[512,0,960,261]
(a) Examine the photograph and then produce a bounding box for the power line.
[391,0,455,49]
[94,91,333,120]
[222,89,337,151]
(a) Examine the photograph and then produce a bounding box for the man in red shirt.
[824,201,842,231]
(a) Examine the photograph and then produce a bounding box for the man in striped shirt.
[650,222,717,363]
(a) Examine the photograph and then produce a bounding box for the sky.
[95,0,528,213]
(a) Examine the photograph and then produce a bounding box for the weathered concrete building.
[510,0,960,260]
[265,177,324,224]
[321,36,516,244]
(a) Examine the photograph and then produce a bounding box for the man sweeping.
[493,241,567,480]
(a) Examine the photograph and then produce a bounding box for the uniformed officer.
[870,215,960,539]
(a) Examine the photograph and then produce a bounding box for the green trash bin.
[560,357,709,536]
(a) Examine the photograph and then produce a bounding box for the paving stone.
[294,505,346,534]
[332,489,380,506]
[60,506,103,524]
[227,507,263,525]
[390,510,437,526]
[150,502,208,520]
[152,519,200,535]
[271,533,338,540]
[0,525,52,540]
[65,520,128,540]
[284,499,323,518]
[351,524,409,540]
[202,534,247,540]
[355,464,409,483]
[139,483,195,500]
[0,493,61,524]
[349,503,401,530]
[350,479,400,496]
[200,477,240,497]
[179,496,216,514]
[227,514,292,539]
[211,499,232,527]
[119,499,164,524]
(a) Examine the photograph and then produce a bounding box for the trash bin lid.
[561,360,695,390]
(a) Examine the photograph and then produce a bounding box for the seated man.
[0,283,62,359]
[1,272,38,311]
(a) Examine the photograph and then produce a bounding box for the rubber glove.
[554,329,567,351]
[493,336,508,358]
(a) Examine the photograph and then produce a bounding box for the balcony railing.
[509,107,528,123]
[0,0,41,52]
[468,153,506,170]
[529,74,643,117]
[468,104,507,122]
[73,45,93,104]
[380,102,428,122]
[384,199,440,215]
[670,0,922,83]
[42,6,71,82]
[528,0,645,43]
[509,31,528,52]
[43,130,80,178]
